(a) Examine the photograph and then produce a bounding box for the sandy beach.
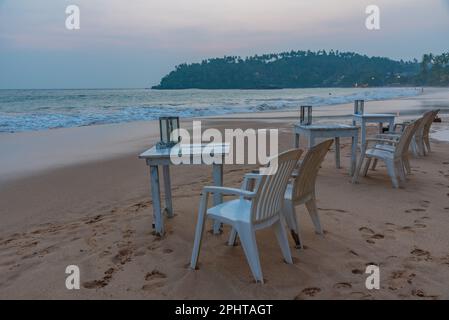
[1,89,449,299]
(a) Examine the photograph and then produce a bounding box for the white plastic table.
[352,113,395,147]
[294,123,359,176]
[139,143,229,236]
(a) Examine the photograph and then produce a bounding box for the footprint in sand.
[405,208,426,213]
[131,202,149,212]
[142,270,168,291]
[333,282,352,290]
[359,227,375,235]
[359,227,384,243]
[145,269,167,281]
[85,215,104,225]
[83,267,116,289]
[112,248,133,265]
[413,220,427,229]
[410,247,432,261]
[399,226,415,233]
[294,287,321,299]
[142,282,165,291]
[318,208,349,213]
[349,292,372,299]
[411,289,439,299]
[351,269,364,275]
[388,270,416,291]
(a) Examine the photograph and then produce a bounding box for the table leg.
[350,132,358,176]
[335,137,341,169]
[162,165,173,218]
[308,133,315,149]
[212,163,224,234]
[388,118,395,133]
[150,165,164,236]
[294,133,300,148]
[361,121,366,149]
[378,122,383,134]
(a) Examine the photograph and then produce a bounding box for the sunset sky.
[1,0,448,89]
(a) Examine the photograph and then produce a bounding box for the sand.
[0,89,449,299]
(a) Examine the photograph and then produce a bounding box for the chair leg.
[363,158,372,177]
[415,136,425,156]
[386,161,399,188]
[228,228,238,246]
[424,136,431,153]
[403,157,411,174]
[305,198,323,235]
[411,137,419,157]
[190,192,209,269]
[282,200,302,249]
[371,159,378,171]
[397,161,406,183]
[352,152,366,184]
[273,219,293,264]
[237,224,264,283]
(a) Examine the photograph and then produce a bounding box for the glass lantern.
[156,116,180,149]
[354,100,365,115]
[300,105,313,125]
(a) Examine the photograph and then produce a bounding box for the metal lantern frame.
[156,116,180,149]
[354,100,365,115]
[300,105,313,125]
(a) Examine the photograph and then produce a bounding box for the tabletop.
[353,113,395,118]
[139,143,230,160]
[294,124,358,131]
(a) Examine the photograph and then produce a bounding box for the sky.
[0,0,448,89]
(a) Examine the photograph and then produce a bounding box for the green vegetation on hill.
[152,50,449,89]
[417,53,449,86]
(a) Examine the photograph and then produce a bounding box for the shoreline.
[0,86,428,134]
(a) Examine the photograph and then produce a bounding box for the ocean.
[0,87,421,133]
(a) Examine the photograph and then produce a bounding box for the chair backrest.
[395,117,423,159]
[415,111,435,138]
[291,139,333,202]
[423,109,440,139]
[251,149,302,223]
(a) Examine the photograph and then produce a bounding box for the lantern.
[300,106,313,125]
[354,100,365,115]
[156,116,180,149]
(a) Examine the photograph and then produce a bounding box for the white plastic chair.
[352,119,422,188]
[422,109,439,155]
[283,139,333,249]
[190,149,303,283]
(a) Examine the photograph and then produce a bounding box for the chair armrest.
[244,173,263,180]
[364,138,398,150]
[202,186,256,198]
[366,138,399,145]
[241,171,263,193]
[375,133,401,139]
